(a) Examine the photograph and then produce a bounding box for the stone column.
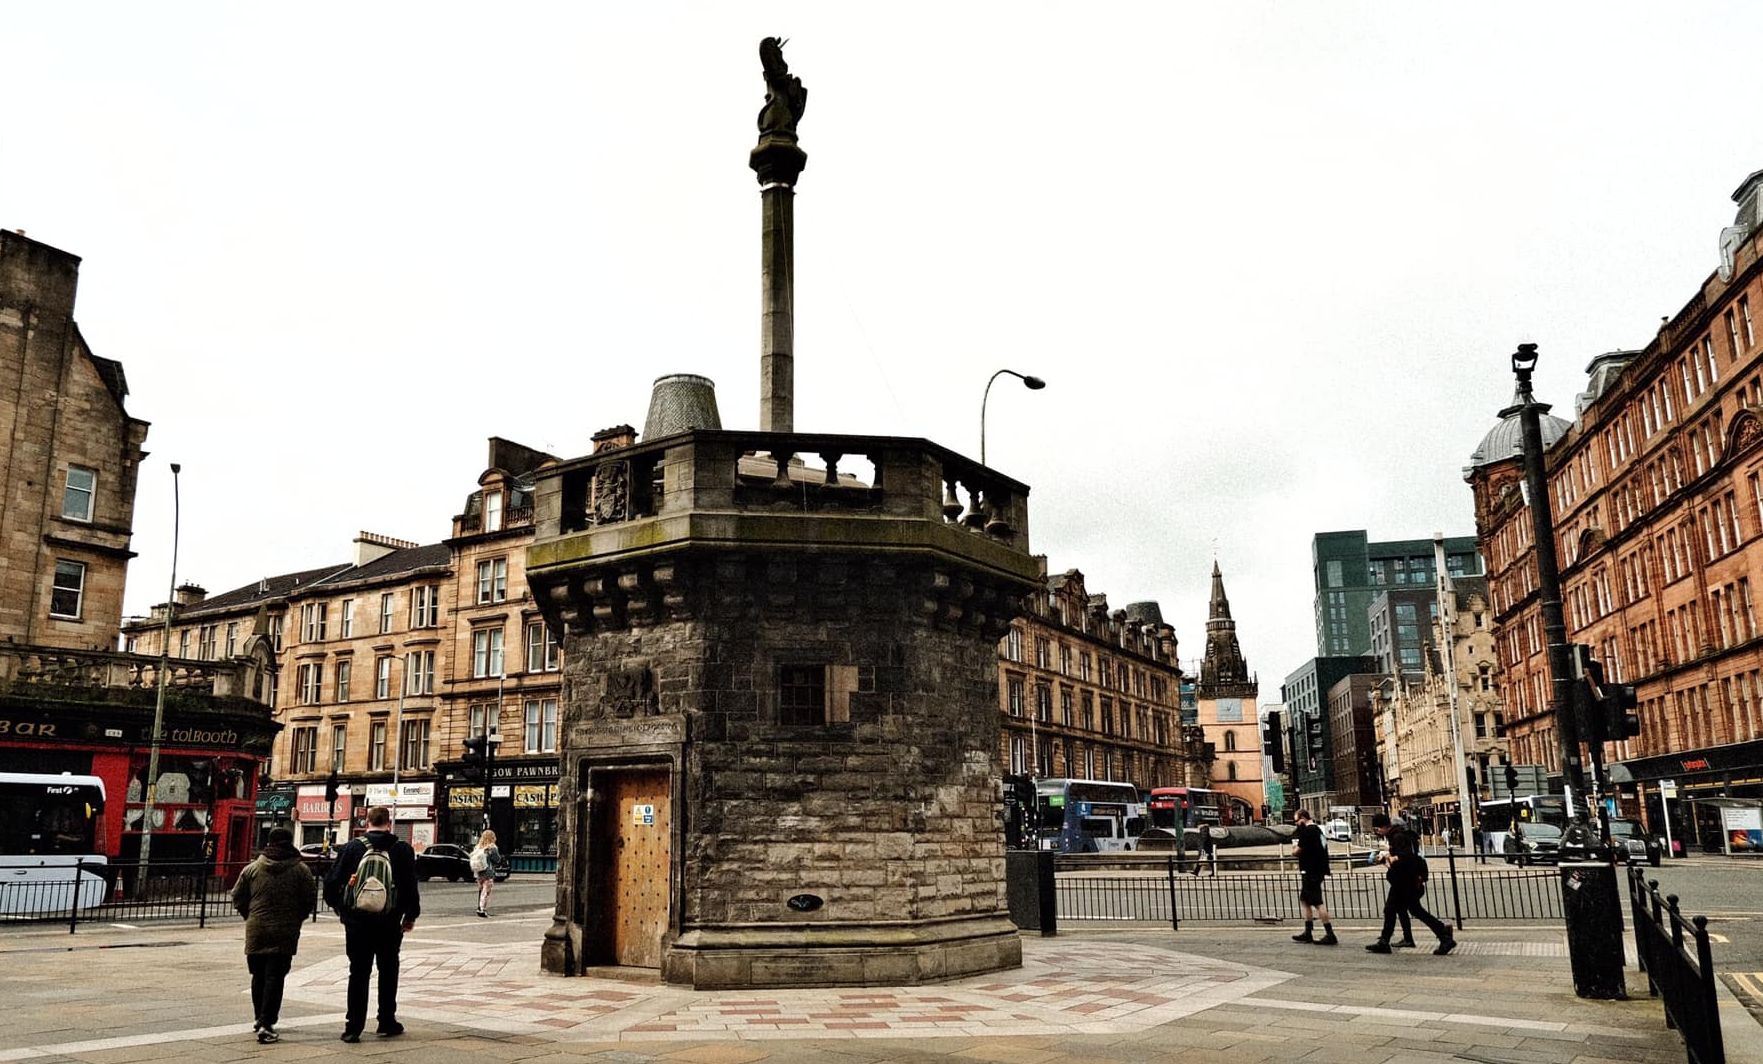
[751,139,806,433]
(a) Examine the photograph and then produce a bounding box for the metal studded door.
[603,770,671,968]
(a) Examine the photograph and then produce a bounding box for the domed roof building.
[1467,388,1572,470]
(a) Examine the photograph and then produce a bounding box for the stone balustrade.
[536,428,1030,552]
[0,643,273,705]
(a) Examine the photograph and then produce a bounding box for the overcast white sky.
[6,3,1760,689]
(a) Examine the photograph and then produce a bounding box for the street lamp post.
[1507,344,1625,1000]
[1505,346,1591,826]
[483,729,502,833]
[980,369,1046,467]
[136,463,181,892]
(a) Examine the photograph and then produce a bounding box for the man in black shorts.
[1290,809,1337,945]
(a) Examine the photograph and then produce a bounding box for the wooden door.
[602,770,671,968]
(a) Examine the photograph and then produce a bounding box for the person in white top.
[469,830,501,918]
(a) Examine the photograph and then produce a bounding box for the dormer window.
[484,490,504,532]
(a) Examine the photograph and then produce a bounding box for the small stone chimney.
[354,531,417,567]
[592,424,637,453]
[174,583,207,607]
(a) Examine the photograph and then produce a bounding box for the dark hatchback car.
[414,842,510,882]
[1503,822,1563,865]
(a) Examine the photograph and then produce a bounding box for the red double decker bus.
[1148,786,1234,830]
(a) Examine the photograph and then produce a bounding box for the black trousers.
[247,953,293,1028]
[1380,885,1450,943]
[343,921,403,1032]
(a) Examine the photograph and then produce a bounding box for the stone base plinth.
[659,914,1022,989]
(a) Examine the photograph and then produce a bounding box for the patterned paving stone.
[281,939,1293,1042]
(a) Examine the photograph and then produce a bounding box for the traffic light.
[461,735,489,784]
[323,770,339,805]
[1504,763,1519,794]
[1465,765,1478,795]
[1604,682,1641,740]
[1577,652,1642,743]
[1263,712,1284,774]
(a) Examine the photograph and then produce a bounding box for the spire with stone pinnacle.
[1199,560,1250,690]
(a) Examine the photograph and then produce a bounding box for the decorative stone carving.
[591,460,629,525]
[602,666,658,719]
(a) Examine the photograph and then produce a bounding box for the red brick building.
[1468,169,1763,853]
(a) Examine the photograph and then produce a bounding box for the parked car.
[1503,822,1563,865]
[414,842,511,882]
[1607,819,1662,866]
[1322,819,1352,842]
[296,843,332,868]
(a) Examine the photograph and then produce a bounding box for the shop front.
[364,781,436,851]
[294,785,353,848]
[1611,738,1763,855]
[435,756,559,871]
[0,696,276,868]
[254,784,296,849]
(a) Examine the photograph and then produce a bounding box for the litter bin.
[1006,849,1056,936]
[1559,861,1626,999]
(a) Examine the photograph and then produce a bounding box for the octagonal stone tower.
[527,434,1037,987]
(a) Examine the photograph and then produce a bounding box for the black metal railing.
[1629,866,1724,1064]
[1053,849,1564,929]
[0,861,325,933]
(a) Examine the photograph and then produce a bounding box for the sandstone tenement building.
[0,230,148,650]
[1,229,276,872]
[997,565,1204,791]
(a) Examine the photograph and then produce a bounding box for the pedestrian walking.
[1365,813,1455,956]
[470,829,501,917]
[231,826,317,1044]
[1195,825,1218,877]
[324,806,421,1043]
[1289,810,1337,945]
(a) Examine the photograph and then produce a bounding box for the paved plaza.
[4,879,1756,1064]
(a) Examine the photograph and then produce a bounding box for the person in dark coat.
[1290,809,1337,945]
[323,806,420,1042]
[231,826,318,1044]
[1366,813,1455,955]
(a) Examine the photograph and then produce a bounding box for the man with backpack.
[323,806,420,1042]
[1365,813,1455,956]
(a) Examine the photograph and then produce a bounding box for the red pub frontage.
[0,646,280,869]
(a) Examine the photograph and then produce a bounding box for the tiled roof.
[168,543,453,620]
[312,543,453,587]
[175,563,355,618]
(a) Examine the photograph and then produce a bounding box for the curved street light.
[980,369,1046,467]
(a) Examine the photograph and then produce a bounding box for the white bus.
[1477,795,1567,856]
[0,772,109,915]
[1035,778,1145,853]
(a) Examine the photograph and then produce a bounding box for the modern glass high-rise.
[1312,531,1482,657]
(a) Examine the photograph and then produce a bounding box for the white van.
[1322,819,1352,842]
